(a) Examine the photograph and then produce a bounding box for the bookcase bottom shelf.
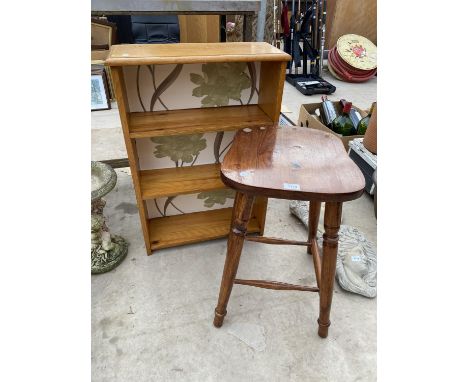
[148,207,261,251]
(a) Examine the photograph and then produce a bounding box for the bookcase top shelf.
[106,42,291,66]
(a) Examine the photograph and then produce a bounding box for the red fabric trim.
[328,46,376,83]
[281,3,290,37]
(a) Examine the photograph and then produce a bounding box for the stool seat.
[221,125,365,202]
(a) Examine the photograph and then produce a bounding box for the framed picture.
[91,18,117,51]
[91,66,111,111]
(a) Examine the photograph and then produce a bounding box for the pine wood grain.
[234,279,319,292]
[258,61,287,122]
[178,15,220,43]
[106,42,291,66]
[213,192,255,327]
[148,207,261,250]
[327,0,377,49]
[252,195,268,235]
[318,201,342,338]
[140,163,225,200]
[129,105,273,138]
[308,201,322,288]
[110,66,152,254]
[213,125,364,337]
[109,42,289,254]
[245,236,310,246]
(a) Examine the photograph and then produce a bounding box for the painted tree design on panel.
[151,134,207,167]
[197,189,236,208]
[190,62,252,107]
[190,62,258,163]
[151,134,207,216]
[136,64,183,111]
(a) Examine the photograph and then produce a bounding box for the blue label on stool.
[283,183,301,191]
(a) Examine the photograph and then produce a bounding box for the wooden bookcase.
[106,42,290,255]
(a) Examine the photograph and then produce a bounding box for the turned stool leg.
[307,201,321,254]
[308,201,322,288]
[317,201,342,338]
[213,192,255,327]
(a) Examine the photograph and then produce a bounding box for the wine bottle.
[340,99,362,131]
[332,101,355,136]
[356,102,376,135]
[320,96,338,128]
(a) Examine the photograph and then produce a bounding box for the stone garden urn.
[91,161,128,274]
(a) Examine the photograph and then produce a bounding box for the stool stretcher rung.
[234,279,319,292]
[245,236,311,246]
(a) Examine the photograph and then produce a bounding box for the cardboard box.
[298,101,368,150]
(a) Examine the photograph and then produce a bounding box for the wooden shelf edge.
[107,55,291,66]
[106,43,291,66]
[128,105,273,139]
[148,208,261,252]
[140,163,226,200]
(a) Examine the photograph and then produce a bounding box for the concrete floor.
[92,69,377,382]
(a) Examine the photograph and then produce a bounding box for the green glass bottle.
[321,95,338,128]
[332,102,355,136]
[340,99,362,131]
[356,102,376,135]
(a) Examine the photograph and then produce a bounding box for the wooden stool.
[213,125,365,338]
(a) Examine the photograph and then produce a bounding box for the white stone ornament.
[289,200,376,298]
[318,225,376,298]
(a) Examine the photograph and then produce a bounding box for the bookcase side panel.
[110,66,152,253]
[258,61,287,123]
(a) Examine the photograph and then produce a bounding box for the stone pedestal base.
[91,235,128,274]
[91,161,128,274]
